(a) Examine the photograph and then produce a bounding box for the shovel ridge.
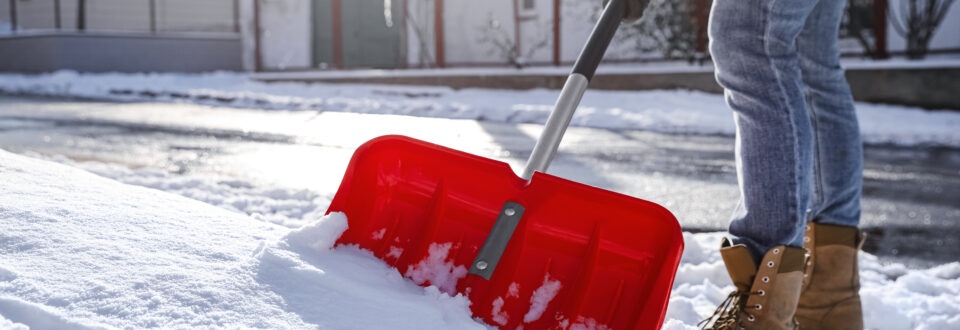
[328,135,684,329]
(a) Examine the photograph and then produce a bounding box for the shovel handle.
[520,0,625,180]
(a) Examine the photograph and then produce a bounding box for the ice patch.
[283,212,348,253]
[523,274,562,323]
[491,297,508,326]
[404,243,468,295]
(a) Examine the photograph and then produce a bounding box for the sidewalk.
[253,58,960,110]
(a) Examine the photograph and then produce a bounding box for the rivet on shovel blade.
[476,260,489,270]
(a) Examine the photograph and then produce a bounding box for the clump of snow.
[282,212,348,253]
[387,246,404,259]
[523,274,563,323]
[1,71,958,147]
[404,243,469,295]
[371,228,387,240]
[491,297,509,326]
[507,282,520,298]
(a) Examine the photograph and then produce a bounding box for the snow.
[0,314,27,330]
[523,275,562,323]
[1,121,959,328]
[1,71,959,147]
[404,243,470,295]
[37,154,331,229]
[0,148,484,329]
[670,232,960,330]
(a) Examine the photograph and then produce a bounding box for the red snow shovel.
[326,1,683,328]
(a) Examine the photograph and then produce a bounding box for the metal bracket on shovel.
[469,201,526,280]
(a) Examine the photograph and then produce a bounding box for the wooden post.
[874,0,888,59]
[695,0,710,54]
[149,0,157,33]
[254,0,262,71]
[233,0,241,33]
[434,0,445,67]
[553,0,560,66]
[332,0,344,69]
[401,0,408,68]
[512,0,521,60]
[78,0,86,31]
[9,0,16,32]
[55,0,62,30]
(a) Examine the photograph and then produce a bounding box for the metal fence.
[1,0,240,34]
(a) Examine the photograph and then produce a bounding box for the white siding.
[259,0,311,70]
[442,0,515,65]
[406,0,436,67]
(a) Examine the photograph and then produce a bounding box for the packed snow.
[2,149,958,329]
[1,71,959,147]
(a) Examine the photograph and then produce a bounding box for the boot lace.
[698,289,763,330]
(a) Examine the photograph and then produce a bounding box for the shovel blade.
[328,135,683,329]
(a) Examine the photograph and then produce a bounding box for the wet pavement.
[1,95,957,267]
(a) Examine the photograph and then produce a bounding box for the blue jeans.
[709,0,863,260]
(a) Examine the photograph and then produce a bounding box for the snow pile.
[0,149,484,329]
[1,71,959,147]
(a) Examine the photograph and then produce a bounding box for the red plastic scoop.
[326,1,683,328]
[327,136,683,329]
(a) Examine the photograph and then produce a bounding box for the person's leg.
[796,0,863,228]
[709,0,821,262]
[794,3,865,329]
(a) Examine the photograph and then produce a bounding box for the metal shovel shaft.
[520,0,625,180]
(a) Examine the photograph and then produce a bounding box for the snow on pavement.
[36,153,331,229]
[1,71,958,147]
[2,150,959,329]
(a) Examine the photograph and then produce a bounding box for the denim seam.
[806,87,825,217]
[761,0,803,241]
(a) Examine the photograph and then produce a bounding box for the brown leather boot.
[701,238,806,330]
[796,223,864,330]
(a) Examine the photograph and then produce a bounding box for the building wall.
[442,0,516,66]
[1,0,236,33]
[243,0,960,72]
[258,0,311,70]
[0,33,242,73]
[406,0,436,67]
